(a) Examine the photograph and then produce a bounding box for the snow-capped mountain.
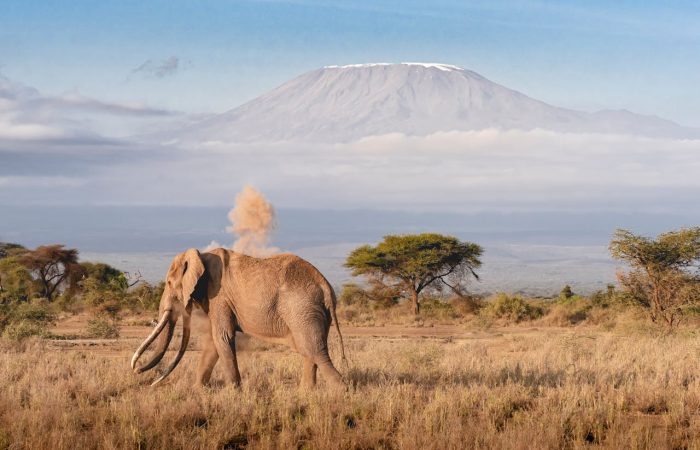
[169,63,698,143]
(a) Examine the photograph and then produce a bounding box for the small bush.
[419,297,459,321]
[420,297,454,312]
[12,300,56,324]
[339,283,370,306]
[127,282,164,311]
[541,298,591,326]
[338,282,400,310]
[85,298,122,339]
[85,318,120,339]
[0,300,56,340]
[559,285,574,300]
[585,307,617,329]
[449,296,483,315]
[480,293,544,323]
[94,300,121,319]
[590,284,618,308]
[80,277,126,307]
[2,320,48,340]
[53,292,83,314]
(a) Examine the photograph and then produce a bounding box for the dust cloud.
[226,185,279,257]
[200,185,279,256]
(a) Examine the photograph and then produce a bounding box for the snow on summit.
[324,62,463,72]
[168,63,698,144]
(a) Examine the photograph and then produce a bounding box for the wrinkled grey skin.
[131,248,346,388]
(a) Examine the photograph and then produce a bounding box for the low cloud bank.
[151,129,700,213]
[3,123,700,214]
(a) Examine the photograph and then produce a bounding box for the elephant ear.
[179,248,205,308]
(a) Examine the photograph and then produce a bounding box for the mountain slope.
[169,63,698,143]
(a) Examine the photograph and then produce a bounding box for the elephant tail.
[327,286,347,364]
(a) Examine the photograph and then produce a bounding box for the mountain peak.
[167,64,698,144]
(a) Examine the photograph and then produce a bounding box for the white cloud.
[0,72,180,144]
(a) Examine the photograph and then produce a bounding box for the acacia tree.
[345,233,483,315]
[19,245,82,301]
[610,228,700,328]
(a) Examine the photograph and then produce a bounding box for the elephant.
[131,247,346,388]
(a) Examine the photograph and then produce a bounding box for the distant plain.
[5,205,699,295]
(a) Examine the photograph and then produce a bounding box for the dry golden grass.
[2,323,700,449]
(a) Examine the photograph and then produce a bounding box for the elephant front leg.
[213,335,241,386]
[211,306,242,386]
[195,329,219,387]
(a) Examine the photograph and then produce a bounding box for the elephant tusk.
[150,313,191,387]
[131,311,170,371]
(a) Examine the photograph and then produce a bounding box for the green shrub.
[0,250,35,303]
[589,291,608,308]
[589,284,620,309]
[339,283,370,306]
[94,300,121,319]
[559,285,574,300]
[419,297,460,321]
[338,282,400,310]
[80,262,128,289]
[420,297,454,312]
[80,277,126,307]
[449,296,483,315]
[12,300,56,324]
[2,320,48,340]
[0,300,56,340]
[85,295,122,339]
[480,293,544,323]
[128,282,164,311]
[85,318,120,339]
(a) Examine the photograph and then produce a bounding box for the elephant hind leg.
[313,353,344,388]
[288,316,345,388]
[301,356,317,389]
[290,329,344,388]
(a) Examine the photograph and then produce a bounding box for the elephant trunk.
[132,310,177,374]
[150,311,191,386]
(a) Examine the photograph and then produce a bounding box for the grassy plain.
[2,314,700,449]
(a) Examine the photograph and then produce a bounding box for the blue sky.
[3,0,700,125]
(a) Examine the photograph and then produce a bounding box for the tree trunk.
[411,288,420,315]
[42,278,52,301]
